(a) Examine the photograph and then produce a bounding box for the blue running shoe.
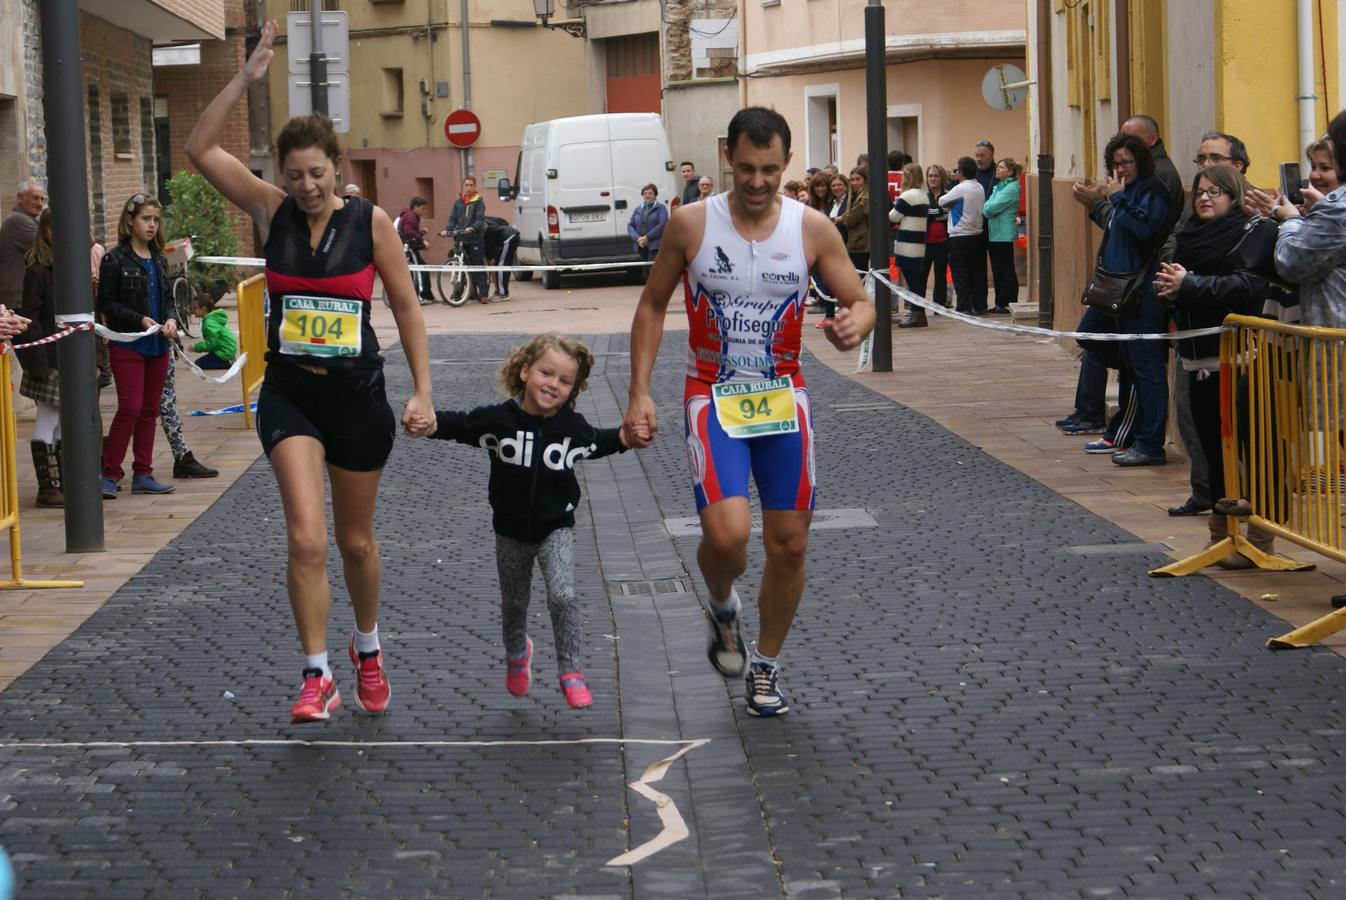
[131,474,176,494]
[705,603,747,677]
[745,662,789,717]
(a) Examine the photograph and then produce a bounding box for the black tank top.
[263,195,380,368]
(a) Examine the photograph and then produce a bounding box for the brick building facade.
[0,1,222,244]
[152,0,253,252]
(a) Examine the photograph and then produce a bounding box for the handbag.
[1081,264,1146,318]
[1229,215,1281,282]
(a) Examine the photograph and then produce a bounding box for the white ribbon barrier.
[866,270,1230,343]
[47,313,246,385]
[172,344,248,385]
[194,255,652,274]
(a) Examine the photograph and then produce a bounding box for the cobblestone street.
[2,313,1346,896]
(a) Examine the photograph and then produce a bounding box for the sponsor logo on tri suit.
[694,347,794,370]
[769,251,791,261]
[703,307,788,338]
[711,246,735,275]
[760,271,800,285]
[478,431,597,471]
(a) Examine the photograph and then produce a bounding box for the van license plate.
[569,211,607,223]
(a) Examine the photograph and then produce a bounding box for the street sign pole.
[38,0,103,551]
[864,0,892,372]
[308,0,328,116]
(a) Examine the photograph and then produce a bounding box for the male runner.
[623,107,875,717]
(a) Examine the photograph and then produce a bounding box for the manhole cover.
[606,578,690,597]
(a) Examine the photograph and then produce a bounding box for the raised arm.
[184,19,286,235]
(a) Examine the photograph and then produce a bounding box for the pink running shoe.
[506,638,532,697]
[290,669,341,723]
[347,636,391,714]
[559,671,593,709]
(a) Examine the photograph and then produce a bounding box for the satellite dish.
[982,64,1029,112]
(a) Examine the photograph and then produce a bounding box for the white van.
[499,113,677,289]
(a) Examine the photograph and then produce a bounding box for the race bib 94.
[711,377,799,438]
[278,295,363,358]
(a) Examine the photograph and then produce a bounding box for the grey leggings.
[495,529,583,674]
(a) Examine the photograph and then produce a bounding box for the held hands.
[636,235,649,248]
[622,394,657,449]
[402,395,435,437]
[618,421,650,449]
[241,20,277,85]
[1153,262,1187,299]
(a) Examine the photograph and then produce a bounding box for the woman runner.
[186,20,434,723]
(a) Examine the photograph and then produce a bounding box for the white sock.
[708,587,741,617]
[750,648,778,669]
[304,652,331,679]
[354,624,380,655]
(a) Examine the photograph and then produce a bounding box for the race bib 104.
[278,295,363,358]
[711,377,799,439]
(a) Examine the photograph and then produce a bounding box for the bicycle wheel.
[437,252,469,307]
[172,276,197,337]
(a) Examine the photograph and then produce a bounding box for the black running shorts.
[256,362,397,472]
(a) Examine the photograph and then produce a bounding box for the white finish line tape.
[867,270,1229,342]
[0,735,710,867]
[194,255,652,274]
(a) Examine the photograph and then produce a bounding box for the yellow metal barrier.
[0,350,81,590]
[1147,315,1346,644]
[236,273,267,431]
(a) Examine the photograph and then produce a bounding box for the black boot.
[173,451,218,479]
[30,441,62,508]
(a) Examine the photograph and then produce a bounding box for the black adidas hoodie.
[432,400,626,542]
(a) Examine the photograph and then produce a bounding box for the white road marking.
[0,736,711,866]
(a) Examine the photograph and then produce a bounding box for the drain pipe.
[460,0,473,177]
[1035,0,1054,330]
[1296,0,1317,163]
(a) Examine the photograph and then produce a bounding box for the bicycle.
[162,236,198,337]
[434,230,479,307]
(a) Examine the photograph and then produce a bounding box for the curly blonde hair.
[497,333,594,410]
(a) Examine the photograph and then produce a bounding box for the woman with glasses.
[1154,165,1273,565]
[1077,132,1171,467]
[186,20,433,723]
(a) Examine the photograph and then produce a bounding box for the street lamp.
[532,0,585,38]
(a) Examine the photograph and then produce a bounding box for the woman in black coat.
[1154,164,1271,565]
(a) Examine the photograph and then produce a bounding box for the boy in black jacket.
[409,333,646,708]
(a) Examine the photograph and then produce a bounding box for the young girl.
[96,193,179,498]
[189,293,238,369]
[415,333,642,708]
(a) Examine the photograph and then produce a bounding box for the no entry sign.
[444,109,482,148]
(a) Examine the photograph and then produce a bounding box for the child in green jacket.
[191,293,238,370]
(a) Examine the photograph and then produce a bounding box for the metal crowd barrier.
[1147,314,1346,645]
[0,350,81,590]
[236,274,267,431]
